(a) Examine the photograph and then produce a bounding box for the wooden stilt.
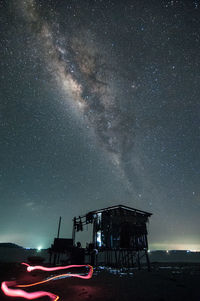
[137,251,141,270]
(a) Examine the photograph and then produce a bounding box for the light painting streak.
[1,263,93,301]
[1,281,59,301]
[21,262,93,279]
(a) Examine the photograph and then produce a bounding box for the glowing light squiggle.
[22,262,93,278]
[1,281,58,301]
[1,263,93,301]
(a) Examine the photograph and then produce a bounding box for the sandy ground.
[0,262,200,301]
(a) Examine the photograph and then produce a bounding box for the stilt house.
[73,204,152,269]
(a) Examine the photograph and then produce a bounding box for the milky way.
[19,0,137,192]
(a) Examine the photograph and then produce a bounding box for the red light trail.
[1,263,93,301]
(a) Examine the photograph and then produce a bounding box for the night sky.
[0,0,199,250]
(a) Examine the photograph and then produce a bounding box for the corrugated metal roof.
[87,204,152,217]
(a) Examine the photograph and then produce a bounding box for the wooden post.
[72,217,76,246]
[53,253,57,265]
[57,216,62,238]
[115,249,118,266]
[93,218,96,247]
[137,251,141,270]
[145,249,151,271]
[145,234,151,271]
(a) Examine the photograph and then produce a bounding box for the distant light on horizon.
[37,246,42,251]
[150,243,200,252]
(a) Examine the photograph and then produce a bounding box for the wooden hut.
[73,204,152,269]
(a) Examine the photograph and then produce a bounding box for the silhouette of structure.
[49,216,84,265]
[49,238,73,265]
[73,204,152,270]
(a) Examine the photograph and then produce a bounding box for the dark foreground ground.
[0,262,200,301]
